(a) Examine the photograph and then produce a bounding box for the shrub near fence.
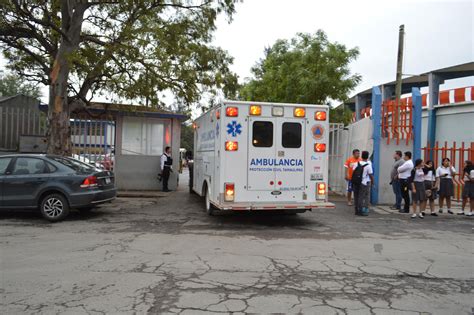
[422,141,474,201]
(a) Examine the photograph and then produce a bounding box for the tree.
[239,30,361,115]
[329,105,353,125]
[0,72,42,98]
[180,123,194,153]
[0,0,238,155]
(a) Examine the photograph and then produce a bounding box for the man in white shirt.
[160,146,173,192]
[397,151,414,213]
[352,151,374,215]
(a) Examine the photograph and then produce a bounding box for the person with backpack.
[352,151,374,216]
[436,158,457,214]
[344,149,361,206]
[410,159,427,219]
[397,151,414,213]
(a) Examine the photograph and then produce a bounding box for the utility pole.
[394,24,405,134]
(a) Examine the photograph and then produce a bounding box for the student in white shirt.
[423,160,438,216]
[436,158,456,214]
[352,150,374,216]
[459,160,473,216]
[397,151,414,213]
[411,159,427,219]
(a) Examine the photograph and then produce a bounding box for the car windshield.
[52,157,96,173]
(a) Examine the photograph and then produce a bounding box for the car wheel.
[40,193,70,222]
[205,187,214,216]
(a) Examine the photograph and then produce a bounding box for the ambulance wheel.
[205,188,215,215]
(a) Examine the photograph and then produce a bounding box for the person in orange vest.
[344,149,361,206]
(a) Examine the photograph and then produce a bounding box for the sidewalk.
[373,200,472,216]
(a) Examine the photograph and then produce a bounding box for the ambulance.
[192,100,334,215]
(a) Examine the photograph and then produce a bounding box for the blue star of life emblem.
[227,120,242,137]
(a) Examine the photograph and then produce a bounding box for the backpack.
[351,162,368,185]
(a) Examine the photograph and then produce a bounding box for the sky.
[1,0,473,106]
[212,0,473,98]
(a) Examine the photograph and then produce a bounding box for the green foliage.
[0,0,239,108]
[0,72,42,99]
[239,30,361,106]
[180,123,194,152]
[329,105,353,125]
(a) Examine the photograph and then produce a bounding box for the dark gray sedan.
[0,154,116,222]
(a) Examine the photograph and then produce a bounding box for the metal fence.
[0,105,47,150]
[422,141,474,201]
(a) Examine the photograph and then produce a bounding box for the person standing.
[344,149,361,206]
[436,158,456,214]
[397,151,414,213]
[459,160,473,216]
[423,160,438,216]
[390,150,404,210]
[352,150,374,216]
[411,159,427,219]
[160,146,173,192]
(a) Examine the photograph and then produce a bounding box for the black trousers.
[400,179,411,211]
[162,167,171,191]
[353,183,361,215]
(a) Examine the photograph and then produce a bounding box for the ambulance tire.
[205,187,215,216]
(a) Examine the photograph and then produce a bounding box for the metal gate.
[70,112,116,170]
[328,123,346,195]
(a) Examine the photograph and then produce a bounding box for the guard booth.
[70,102,187,191]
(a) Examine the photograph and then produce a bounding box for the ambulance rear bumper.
[211,201,335,211]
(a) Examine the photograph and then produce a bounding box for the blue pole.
[412,88,422,161]
[371,86,382,205]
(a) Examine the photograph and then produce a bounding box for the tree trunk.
[46,1,88,156]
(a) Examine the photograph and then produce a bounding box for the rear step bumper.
[211,201,335,211]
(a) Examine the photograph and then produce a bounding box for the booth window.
[121,117,170,155]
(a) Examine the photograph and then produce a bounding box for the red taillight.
[216,110,220,120]
[315,111,327,121]
[81,175,98,188]
[317,183,326,196]
[225,141,238,151]
[226,107,238,117]
[314,143,326,152]
[224,183,235,201]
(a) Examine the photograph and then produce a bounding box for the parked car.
[0,154,116,222]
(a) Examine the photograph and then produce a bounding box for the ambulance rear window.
[282,122,302,148]
[252,121,273,147]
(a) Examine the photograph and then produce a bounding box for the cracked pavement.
[1,174,473,314]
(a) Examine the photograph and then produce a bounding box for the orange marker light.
[225,141,238,151]
[249,105,262,116]
[315,111,327,121]
[226,107,238,117]
[314,143,326,152]
[192,122,197,130]
[216,110,220,119]
[294,107,306,117]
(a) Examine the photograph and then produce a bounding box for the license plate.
[105,178,111,184]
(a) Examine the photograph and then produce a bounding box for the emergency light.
[226,107,238,117]
[224,183,235,201]
[314,143,326,152]
[216,110,220,119]
[249,105,262,116]
[294,107,306,117]
[317,183,326,196]
[315,111,327,121]
[225,141,238,151]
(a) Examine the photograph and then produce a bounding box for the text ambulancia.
[192,100,334,215]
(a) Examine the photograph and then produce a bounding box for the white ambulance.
[192,100,334,214]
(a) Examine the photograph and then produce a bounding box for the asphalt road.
[1,175,473,314]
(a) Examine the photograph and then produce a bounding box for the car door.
[2,157,50,207]
[0,157,14,207]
